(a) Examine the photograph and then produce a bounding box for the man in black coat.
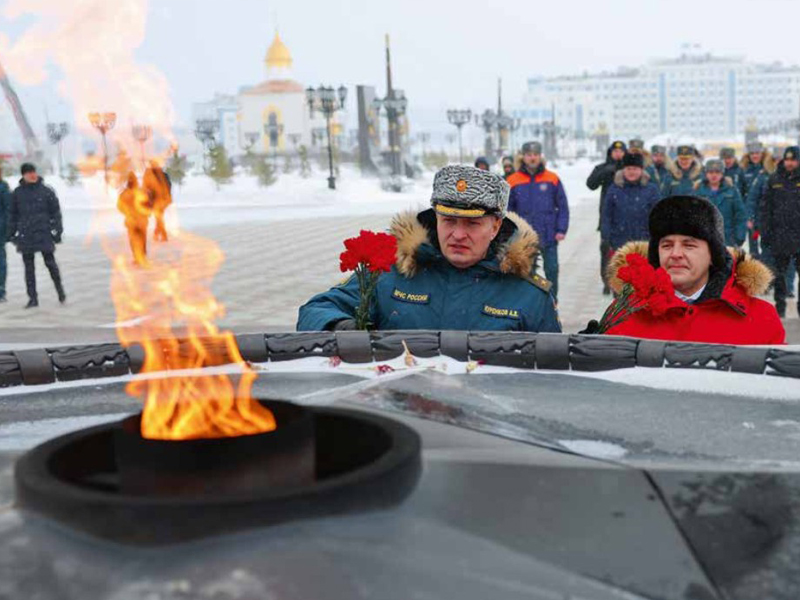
[7,163,66,308]
[760,146,800,317]
[587,140,626,294]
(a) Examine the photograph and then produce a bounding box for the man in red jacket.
[602,195,785,345]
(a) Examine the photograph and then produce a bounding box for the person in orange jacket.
[117,172,152,266]
[598,195,784,345]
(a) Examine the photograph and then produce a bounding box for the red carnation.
[596,253,676,333]
[340,230,397,274]
[338,230,398,329]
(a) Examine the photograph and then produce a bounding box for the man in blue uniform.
[297,165,561,333]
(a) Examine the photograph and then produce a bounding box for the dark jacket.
[605,242,784,345]
[663,159,704,196]
[8,177,63,254]
[693,178,748,247]
[297,210,561,333]
[0,179,10,242]
[759,161,800,256]
[743,155,777,226]
[506,163,570,247]
[601,171,661,250]
[587,147,623,232]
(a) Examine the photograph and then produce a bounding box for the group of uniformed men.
[298,136,787,344]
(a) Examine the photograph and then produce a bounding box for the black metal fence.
[2,332,799,388]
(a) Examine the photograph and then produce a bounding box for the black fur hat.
[648,195,727,272]
[622,152,644,168]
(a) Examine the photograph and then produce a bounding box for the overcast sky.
[3,0,800,135]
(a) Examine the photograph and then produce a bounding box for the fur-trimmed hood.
[613,169,652,187]
[666,158,704,180]
[740,150,776,174]
[606,240,773,299]
[390,209,540,278]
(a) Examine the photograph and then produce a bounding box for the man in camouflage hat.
[298,165,561,332]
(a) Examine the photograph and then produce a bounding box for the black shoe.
[788,292,796,299]
[58,292,66,304]
[25,299,38,309]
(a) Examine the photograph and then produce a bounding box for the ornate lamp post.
[306,84,347,190]
[446,109,472,164]
[131,124,152,168]
[88,112,116,189]
[194,118,219,171]
[46,122,69,177]
[476,109,498,159]
[372,89,407,177]
[372,35,408,178]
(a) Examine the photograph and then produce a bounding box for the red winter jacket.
[604,242,785,345]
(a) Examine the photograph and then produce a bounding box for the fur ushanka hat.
[648,195,728,272]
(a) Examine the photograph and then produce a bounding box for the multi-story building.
[515,47,800,142]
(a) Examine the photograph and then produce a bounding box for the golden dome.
[265,32,292,69]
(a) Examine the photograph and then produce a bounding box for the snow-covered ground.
[49,159,598,237]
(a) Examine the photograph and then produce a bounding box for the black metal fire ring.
[14,403,422,546]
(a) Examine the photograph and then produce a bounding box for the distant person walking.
[117,172,152,267]
[7,163,65,308]
[0,168,10,302]
[143,160,172,242]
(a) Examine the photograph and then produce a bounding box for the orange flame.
[112,233,275,440]
[5,0,275,439]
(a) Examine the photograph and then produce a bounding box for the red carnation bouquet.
[596,253,675,333]
[339,230,398,330]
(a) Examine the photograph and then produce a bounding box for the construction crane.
[0,57,40,156]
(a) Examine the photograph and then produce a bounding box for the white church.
[192,31,341,158]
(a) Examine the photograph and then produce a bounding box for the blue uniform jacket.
[664,160,704,197]
[507,164,570,248]
[297,210,561,333]
[693,178,748,246]
[601,171,661,250]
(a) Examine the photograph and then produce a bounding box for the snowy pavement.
[0,160,797,345]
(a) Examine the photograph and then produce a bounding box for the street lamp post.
[88,112,116,190]
[372,90,408,177]
[476,109,498,159]
[194,118,219,172]
[446,109,472,164]
[306,84,347,190]
[46,122,69,177]
[131,124,152,168]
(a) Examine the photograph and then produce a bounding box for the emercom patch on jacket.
[392,288,430,304]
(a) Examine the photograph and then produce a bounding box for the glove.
[331,319,357,331]
[51,230,62,243]
[578,319,601,335]
[753,230,761,241]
